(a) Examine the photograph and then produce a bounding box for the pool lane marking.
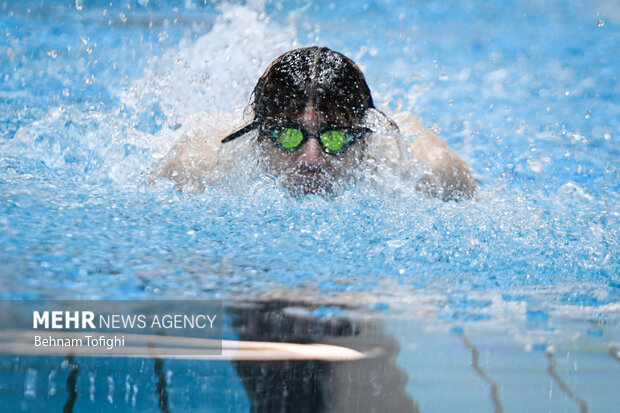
[59,356,170,413]
[461,334,504,413]
[63,356,79,413]
[546,347,588,413]
[154,358,170,413]
[610,346,620,363]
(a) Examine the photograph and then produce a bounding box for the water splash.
[0,0,618,338]
[24,369,37,399]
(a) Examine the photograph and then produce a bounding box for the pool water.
[1,0,618,411]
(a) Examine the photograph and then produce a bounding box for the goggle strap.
[221,122,259,144]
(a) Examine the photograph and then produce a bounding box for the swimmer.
[156,46,476,200]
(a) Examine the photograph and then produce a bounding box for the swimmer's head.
[251,46,374,126]
[222,47,375,195]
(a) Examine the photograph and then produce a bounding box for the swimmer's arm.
[409,130,476,200]
[149,110,245,190]
[149,136,215,191]
[392,112,476,200]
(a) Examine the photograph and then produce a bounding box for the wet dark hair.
[222,47,375,143]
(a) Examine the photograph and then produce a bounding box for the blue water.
[1,0,619,411]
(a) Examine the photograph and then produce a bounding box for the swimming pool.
[1,0,618,411]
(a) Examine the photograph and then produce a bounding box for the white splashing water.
[24,369,37,399]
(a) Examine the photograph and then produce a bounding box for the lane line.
[546,348,588,413]
[461,334,503,413]
[154,358,171,413]
[62,356,79,413]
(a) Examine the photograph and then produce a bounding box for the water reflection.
[228,300,418,413]
[1,300,417,412]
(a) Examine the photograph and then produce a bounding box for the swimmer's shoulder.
[388,110,477,200]
[149,108,247,189]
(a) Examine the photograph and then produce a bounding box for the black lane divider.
[154,358,171,413]
[461,334,504,413]
[63,356,79,413]
[546,348,588,413]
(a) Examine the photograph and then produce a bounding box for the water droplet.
[158,31,169,42]
[132,384,138,406]
[597,20,605,27]
[48,370,57,396]
[107,375,115,404]
[24,369,37,398]
[75,0,83,11]
[89,372,96,402]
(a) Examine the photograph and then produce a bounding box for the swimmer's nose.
[296,138,325,166]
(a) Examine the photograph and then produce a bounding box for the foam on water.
[0,0,618,345]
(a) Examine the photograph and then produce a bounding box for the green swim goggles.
[220,119,370,153]
[261,123,369,153]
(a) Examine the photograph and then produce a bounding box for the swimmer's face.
[258,106,367,195]
[221,47,374,194]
